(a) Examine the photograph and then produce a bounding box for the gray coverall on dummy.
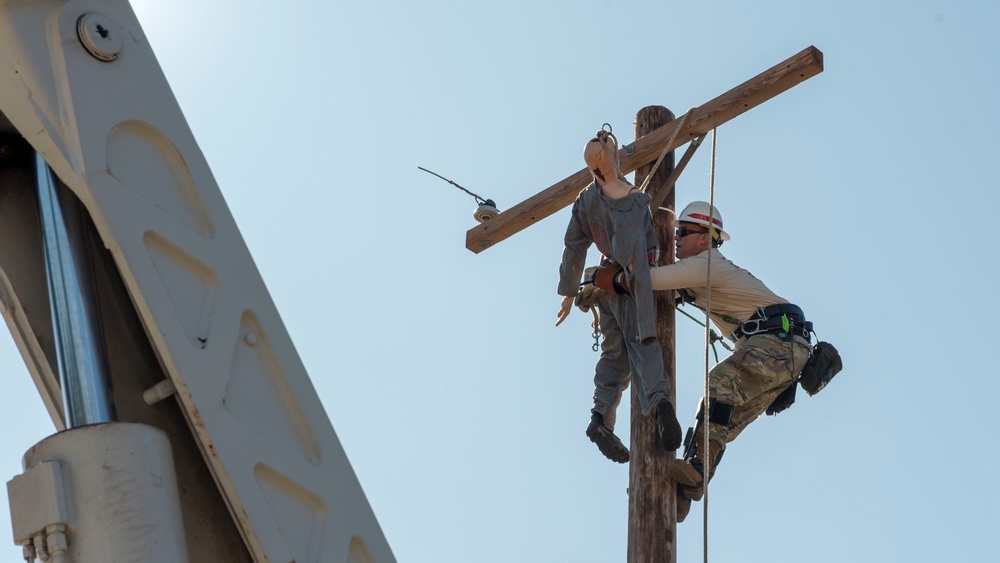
[558,182,674,460]
[649,247,811,519]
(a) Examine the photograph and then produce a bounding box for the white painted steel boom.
[0,1,394,561]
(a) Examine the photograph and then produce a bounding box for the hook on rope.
[592,124,624,183]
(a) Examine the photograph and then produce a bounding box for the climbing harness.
[417,166,499,223]
[731,303,812,342]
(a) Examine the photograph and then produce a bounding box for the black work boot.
[655,399,683,451]
[586,412,629,463]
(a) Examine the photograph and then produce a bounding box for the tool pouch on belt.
[798,341,843,396]
[765,383,797,416]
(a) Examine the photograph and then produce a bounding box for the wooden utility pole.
[628,106,679,563]
[462,44,824,561]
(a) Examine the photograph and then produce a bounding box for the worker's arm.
[588,251,709,294]
[649,256,709,290]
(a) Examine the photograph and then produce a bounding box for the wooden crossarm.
[465,45,824,253]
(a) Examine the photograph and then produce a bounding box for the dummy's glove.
[592,265,631,295]
[575,283,601,313]
[575,267,601,312]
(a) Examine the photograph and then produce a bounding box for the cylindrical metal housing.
[35,154,114,427]
[21,422,189,562]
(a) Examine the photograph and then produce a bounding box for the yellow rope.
[594,127,625,183]
[637,108,695,194]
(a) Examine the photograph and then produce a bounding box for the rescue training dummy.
[590,201,841,521]
[556,129,683,463]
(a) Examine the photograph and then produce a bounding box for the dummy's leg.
[612,296,682,451]
[655,397,684,451]
[625,338,682,451]
[586,302,631,463]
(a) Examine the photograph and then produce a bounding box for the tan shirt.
[649,248,787,338]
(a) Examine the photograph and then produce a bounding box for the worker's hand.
[556,295,575,326]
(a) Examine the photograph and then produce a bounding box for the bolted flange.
[76,13,122,62]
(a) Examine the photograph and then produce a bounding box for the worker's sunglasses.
[675,227,708,238]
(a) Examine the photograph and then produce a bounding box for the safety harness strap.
[731,302,813,342]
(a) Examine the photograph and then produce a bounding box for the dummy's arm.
[556,199,590,326]
[557,199,589,296]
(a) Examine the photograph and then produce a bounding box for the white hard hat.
[674,201,730,241]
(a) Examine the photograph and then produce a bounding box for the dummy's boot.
[586,412,629,463]
[655,399,683,451]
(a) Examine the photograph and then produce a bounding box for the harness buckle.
[740,319,767,337]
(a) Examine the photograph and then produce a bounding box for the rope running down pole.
[702,128,719,563]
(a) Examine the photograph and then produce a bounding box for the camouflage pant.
[704,333,811,447]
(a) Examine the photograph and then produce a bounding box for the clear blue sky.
[1,0,998,561]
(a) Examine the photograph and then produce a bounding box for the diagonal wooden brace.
[465,45,824,253]
[648,132,706,213]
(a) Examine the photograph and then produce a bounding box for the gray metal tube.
[35,154,113,427]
